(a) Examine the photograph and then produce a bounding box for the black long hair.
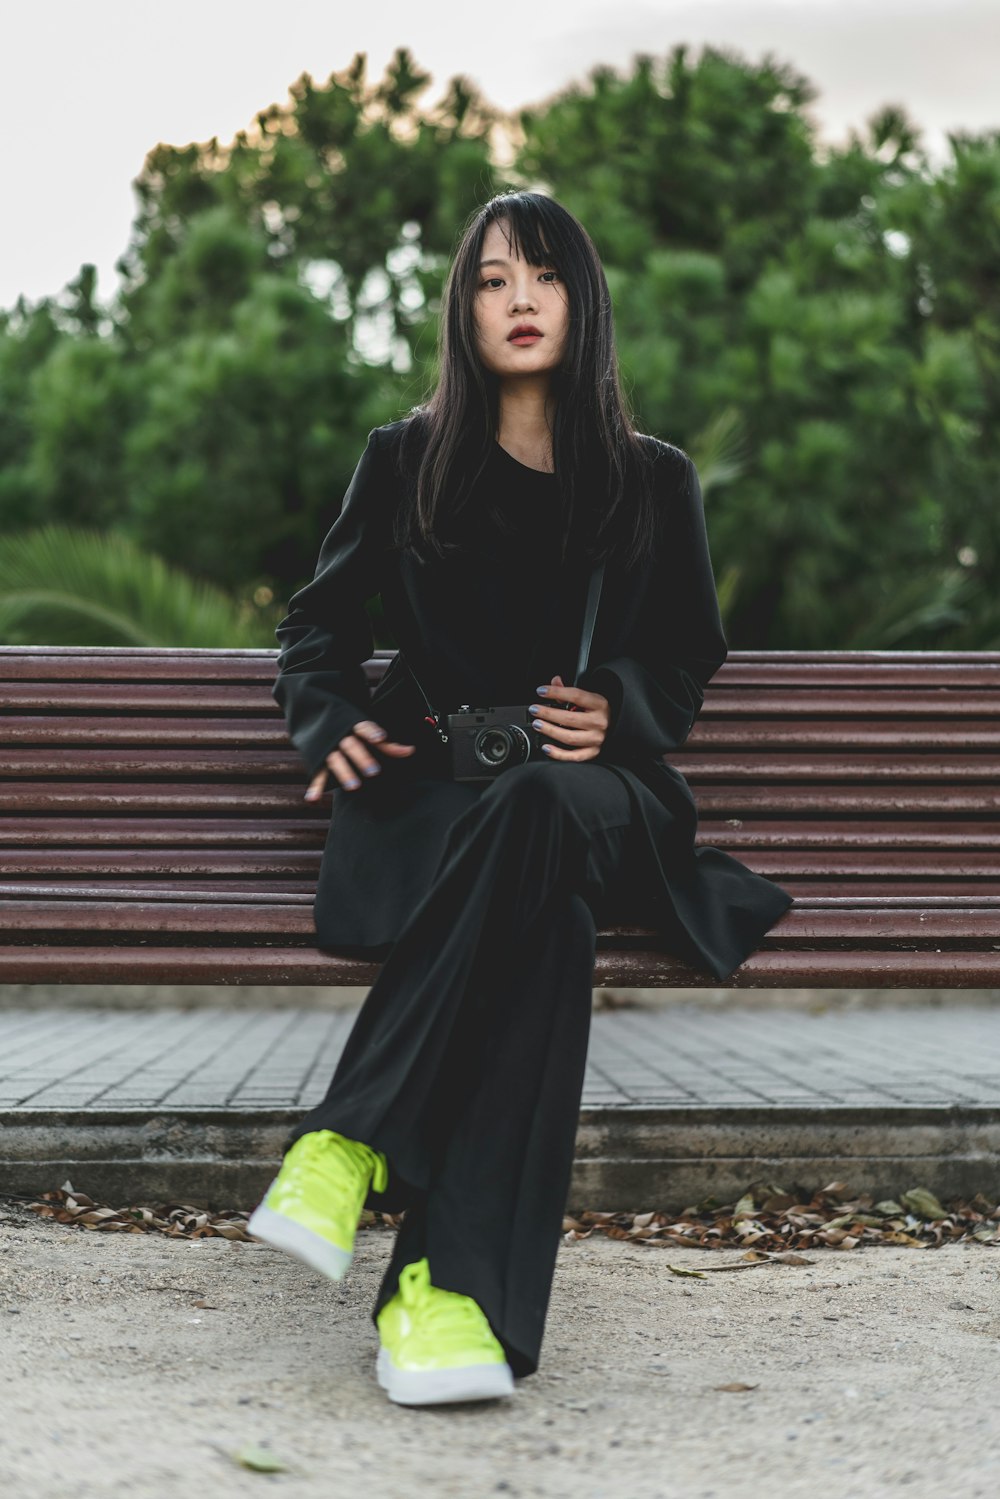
[391,190,662,573]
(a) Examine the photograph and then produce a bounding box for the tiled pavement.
[2,1004,1000,1112]
[2,1005,999,1209]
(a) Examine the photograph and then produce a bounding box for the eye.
[540,270,559,282]
[481,277,504,289]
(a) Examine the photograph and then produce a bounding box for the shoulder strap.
[573,558,606,685]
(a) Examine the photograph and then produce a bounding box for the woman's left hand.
[529,673,610,761]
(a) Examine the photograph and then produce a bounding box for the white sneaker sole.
[376,1345,515,1406]
[247,1201,352,1281]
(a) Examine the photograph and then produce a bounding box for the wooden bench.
[2,645,998,989]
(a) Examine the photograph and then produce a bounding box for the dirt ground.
[1,1203,998,1499]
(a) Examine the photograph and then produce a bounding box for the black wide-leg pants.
[284,759,674,1380]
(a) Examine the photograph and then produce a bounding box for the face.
[472,218,570,378]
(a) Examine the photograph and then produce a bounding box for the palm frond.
[0,526,277,647]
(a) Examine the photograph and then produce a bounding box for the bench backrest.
[2,646,998,913]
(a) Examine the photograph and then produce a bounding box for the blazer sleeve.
[578,454,728,761]
[272,427,389,780]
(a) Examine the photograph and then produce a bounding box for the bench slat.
[1,875,1000,899]
[6,714,1000,752]
[0,850,995,881]
[695,787,1000,814]
[1,783,992,817]
[0,783,305,811]
[1,815,997,848]
[0,688,275,712]
[0,945,997,987]
[674,755,1000,781]
[692,722,1000,748]
[0,818,324,847]
[0,880,315,901]
[3,747,1000,783]
[2,880,999,906]
[2,900,998,947]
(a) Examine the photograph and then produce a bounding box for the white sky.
[2,0,998,312]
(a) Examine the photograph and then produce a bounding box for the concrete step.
[2,1005,999,1211]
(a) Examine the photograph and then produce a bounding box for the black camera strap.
[576,557,606,684]
[403,557,606,749]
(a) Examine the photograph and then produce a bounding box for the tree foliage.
[1,43,997,648]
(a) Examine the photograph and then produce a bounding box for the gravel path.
[1,1203,998,1498]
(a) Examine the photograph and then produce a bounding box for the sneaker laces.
[285,1130,387,1204]
[396,1258,498,1352]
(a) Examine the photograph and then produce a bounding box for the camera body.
[445,703,549,783]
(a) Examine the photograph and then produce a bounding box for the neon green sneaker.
[376,1256,514,1406]
[247,1128,388,1281]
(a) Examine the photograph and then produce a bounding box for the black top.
[395,440,592,717]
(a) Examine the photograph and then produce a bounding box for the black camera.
[444,703,552,783]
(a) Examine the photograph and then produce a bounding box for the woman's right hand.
[304,721,417,799]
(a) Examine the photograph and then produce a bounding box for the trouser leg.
[369,885,600,1379]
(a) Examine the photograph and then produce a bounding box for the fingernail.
[535,687,549,695]
[528,705,541,715]
[369,730,386,740]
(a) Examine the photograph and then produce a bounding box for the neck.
[496,376,557,460]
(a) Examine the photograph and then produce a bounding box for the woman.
[249,190,794,1407]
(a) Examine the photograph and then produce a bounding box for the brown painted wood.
[1,645,998,986]
[1,816,996,851]
[1,900,996,947]
[0,818,323,847]
[0,945,997,988]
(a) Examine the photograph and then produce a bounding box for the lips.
[508,324,542,340]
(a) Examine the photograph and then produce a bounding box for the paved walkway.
[2,1004,1000,1111]
[2,1005,999,1210]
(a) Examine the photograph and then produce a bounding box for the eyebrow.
[478,256,555,270]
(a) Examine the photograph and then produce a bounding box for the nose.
[509,282,537,313]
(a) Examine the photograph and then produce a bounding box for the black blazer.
[271,418,793,980]
[274,420,727,777]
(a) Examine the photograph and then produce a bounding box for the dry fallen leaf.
[11,1179,999,1257]
[713,1382,758,1393]
[900,1187,948,1221]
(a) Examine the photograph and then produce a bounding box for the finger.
[538,677,584,712]
[539,741,601,762]
[532,702,592,724]
[532,718,603,745]
[304,767,328,801]
[346,723,417,774]
[322,747,367,790]
[354,722,417,755]
[338,733,392,781]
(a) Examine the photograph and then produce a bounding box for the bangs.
[486,202,562,271]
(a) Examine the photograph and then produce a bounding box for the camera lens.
[474,725,530,769]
